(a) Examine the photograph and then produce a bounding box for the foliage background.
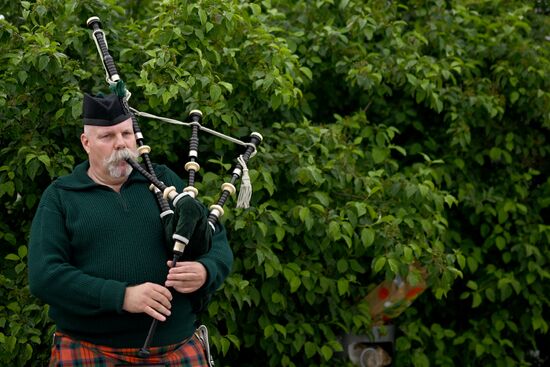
[0,0,549,366]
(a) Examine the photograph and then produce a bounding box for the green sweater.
[28,161,233,348]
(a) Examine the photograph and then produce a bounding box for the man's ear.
[81,133,90,154]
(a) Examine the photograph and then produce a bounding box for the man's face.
[81,118,138,180]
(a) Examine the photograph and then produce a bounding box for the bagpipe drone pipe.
[86,16,262,357]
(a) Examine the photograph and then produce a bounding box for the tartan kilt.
[49,331,208,367]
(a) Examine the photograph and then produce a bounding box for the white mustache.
[104,149,138,178]
[105,148,138,165]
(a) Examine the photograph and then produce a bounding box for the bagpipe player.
[28,93,233,366]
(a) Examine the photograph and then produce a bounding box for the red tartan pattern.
[49,332,208,367]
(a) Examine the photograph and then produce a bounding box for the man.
[28,93,233,366]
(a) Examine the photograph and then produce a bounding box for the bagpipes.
[86,16,262,357]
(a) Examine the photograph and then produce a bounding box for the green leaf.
[489,147,501,161]
[361,228,375,247]
[372,147,388,164]
[0,181,15,197]
[472,292,482,308]
[15,262,26,274]
[495,236,506,250]
[36,5,47,17]
[388,258,399,273]
[290,277,301,293]
[434,97,443,113]
[274,227,285,242]
[337,279,349,295]
[71,102,81,119]
[373,257,386,273]
[5,336,17,353]
[457,253,465,269]
[328,221,341,240]
[264,325,274,338]
[18,246,28,258]
[250,3,262,15]
[403,246,413,262]
[475,343,485,357]
[298,206,310,223]
[270,93,282,110]
[265,263,274,278]
[18,70,28,84]
[5,254,20,261]
[406,73,418,86]
[412,350,429,367]
[271,292,284,303]
[444,194,457,207]
[467,257,479,273]
[300,67,313,80]
[312,191,330,206]
[38,154,50,167]
[485,288,496,302]
[198,9,207,25]
[210,84,222,102]
[339,0,350,10]
[320,345,333,360]
[38,55,50,71]
[219,81,233,94]
[336,259,348,273]
[304,342,317,358]
[220,337,230,355]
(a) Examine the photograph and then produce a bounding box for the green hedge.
[0,1,548,366]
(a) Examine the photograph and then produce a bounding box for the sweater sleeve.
[197,222,233,294]
[27,186,127,315]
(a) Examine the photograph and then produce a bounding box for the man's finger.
[145,305,168,322]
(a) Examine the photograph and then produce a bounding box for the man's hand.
[165,261,207,294]
[122,282,172,321]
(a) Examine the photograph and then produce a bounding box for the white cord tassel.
[236,155,252,208]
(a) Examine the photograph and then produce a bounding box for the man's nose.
[114,133,126,149]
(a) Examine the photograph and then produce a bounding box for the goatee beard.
[104,148,138,179]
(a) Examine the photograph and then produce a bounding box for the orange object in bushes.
[364,266,428,324]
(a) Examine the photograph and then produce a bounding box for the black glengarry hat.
[82,93,131,126]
